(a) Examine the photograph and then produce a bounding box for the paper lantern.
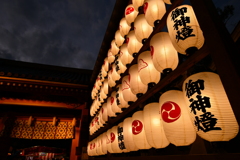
[125,4,139,25]
[108,69,116,88]
[100,132,108,155]
[106,128,115,153]
[121,75,137,104]
[116,84,129,109]
[100,103,108,124]
[126,30,143,57]
[143,103,170,148]
[119,43,134,66]
[96,135,104,155]
[119,17,131,37]
[110,91,122,114]
[108,49,115,64]
[144,0,166,27]
[111,125,122,153]
[150,32,179,74]
[132,111,151,149]
[111,40,120,56]
[167,5,204,55]
[107,96,116,117]
[117,122,129,152]
[100,67,107,78]
[182,72,239,142]
[129,64,148,97]
[123,117,139,151]
[103,57,109,72]
[138,51,161,86]
[99,79,108,101]
[115,56,127,75]
[159,90,196,146]
[111,63,121,82]
[87,141,96,156]
[132,0,144,11]
[115,30,125,47]
[134,14,153,44]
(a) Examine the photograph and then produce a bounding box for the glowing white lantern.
[107,96,116,117]
[132,0,144,11]
[111,126,122,153]
[101,132,108,155]
[88,141,96,156]
[115,30,125,47]
[123,117,139,151]
[121,75,137,104]
[134,14,153,44]
[111,63,121,82]
[150,32,179,74]
[144,0,166,27]
[129,64,148,97]
[106,128,115,153]
[116,84,129,109]
[108,69,116,88]
[108,49,115,64]
[132,111,151,149]
[101,67,107,78]
[111,40,119,56]
[125,4,139,25]
[103,57,109,72]
[117,122,129,152]
[119,17,131,37]
[143,103,170,148]
[100,79,108,100]
[119,43,134,66]
[167,5,204,55]
[126,30,143,57]
[182,72,239,142]
[115,56,127,75]
[96,135,104,155]
[138,51,161,86]
[159,90,196,146]
[101,103,108,124]
[110,91,122,114]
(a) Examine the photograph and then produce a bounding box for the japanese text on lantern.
[185,79,221,132]
[171,7,195,42]
[117,126,126,150]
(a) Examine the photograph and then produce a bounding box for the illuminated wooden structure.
[89,0,240,160]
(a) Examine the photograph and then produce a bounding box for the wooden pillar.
[70,108,89,160]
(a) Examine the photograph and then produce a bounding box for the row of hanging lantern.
[88,72,239,156]
[90,0,204,135]
[90,2,206,134]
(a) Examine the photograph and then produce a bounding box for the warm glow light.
[108,69,116,88]
[106,128,114,153]
[144,0,166,27]
[115,30,125,47]
[167,5,204,55]
[108,49,115,64]
[138,50,161,86]
[111,63,121,82]
[132,111,151,149]
[182,72,239,142]
[134,14,153,44]
[163,0,172,5]
[121,75,137,104]
[116,84,129,109]
[125,4,139,25]
[150,32,178,74]
[143,103,170,148]
[111,40,120,56]
[129,64,148,96]
[107,96,116,117]
[118,122,129,153]
[111,125,122,153]
[126,30,143,56]
[123,117,139,151]
[119,18,131,37]
[159,90,196,146]
[119,43,134,66]
[110,91,122,114]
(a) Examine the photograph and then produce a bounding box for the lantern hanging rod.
[89,44,210,141]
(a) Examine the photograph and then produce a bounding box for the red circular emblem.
[143,2,148,14]
[150,46,154,58]
[132,120,143,135]
[110,132,115,143]
[161,101,181,123]
[125,7,134,15]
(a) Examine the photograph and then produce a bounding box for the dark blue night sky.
[0,0,238,70]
